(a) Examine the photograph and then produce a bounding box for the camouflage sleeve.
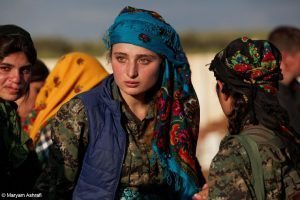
[34,98,89,199]
[207,136,254,200]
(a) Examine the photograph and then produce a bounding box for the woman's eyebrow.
[0,62,31,68]
[136,54,158,59]
[113,52,158,59]
[0,62,12,67]
[113,52,127,56]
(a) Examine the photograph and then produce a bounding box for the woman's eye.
[21,68,31,75]
[0,66,11,72]
[139,58,151,65]
[116,56,126,63]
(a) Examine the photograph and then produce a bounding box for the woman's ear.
[216,80,233,116]
[217,80,223,91]
[217,80,230,101]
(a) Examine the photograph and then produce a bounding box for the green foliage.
[33,31,268,58]
[180,31,268,53]
[34,37,106,58]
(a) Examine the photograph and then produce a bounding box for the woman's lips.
[124,81,139,88]
[6,86,20,93]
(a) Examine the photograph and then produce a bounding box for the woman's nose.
[126,61,138,78]
[10,69,21,83]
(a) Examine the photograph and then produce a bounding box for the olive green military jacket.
[208,124,300,200]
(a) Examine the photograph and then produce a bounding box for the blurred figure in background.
[206,37,300,199]
[0,24,40,192]
[268,26,300,133]
[23,52,108,144]
[15,59,49,125]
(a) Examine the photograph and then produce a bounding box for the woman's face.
[0,51,31,101]
[16,80,45,119]
[111,43,162,100]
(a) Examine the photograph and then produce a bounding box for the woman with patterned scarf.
[34,6,205,200]
[206,37,300,199]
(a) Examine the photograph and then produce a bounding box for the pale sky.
[1,0,300,40]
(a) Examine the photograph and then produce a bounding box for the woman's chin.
[1,94,20,102]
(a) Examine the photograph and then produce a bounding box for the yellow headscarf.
[28,52,108,142]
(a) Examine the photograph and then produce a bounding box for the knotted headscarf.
[210,37,284,129]
[210,37,282,93]
[210,37,300,169]
[25,52,108,142]
[103,6,205,198]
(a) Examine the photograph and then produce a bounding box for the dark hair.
[31,59,49,82]
[268,26,300,53]
[216,82,248,135]
[105,48,112,64]
[0,34,37,64]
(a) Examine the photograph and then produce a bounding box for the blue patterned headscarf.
[103,6,205,199]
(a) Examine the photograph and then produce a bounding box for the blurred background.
[1,0,300,178]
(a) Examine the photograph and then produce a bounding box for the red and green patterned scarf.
[209,37,300,171]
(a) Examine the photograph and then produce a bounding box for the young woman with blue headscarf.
[35,6,205,199]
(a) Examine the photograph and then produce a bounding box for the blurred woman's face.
[0,52,31,101]
[111,43,162,101]
[16,80,45,119]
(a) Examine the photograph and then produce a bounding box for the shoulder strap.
[231,135,265,200]
[240,126,284,148]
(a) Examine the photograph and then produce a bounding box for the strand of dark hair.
[225,83,300,170]
[227,92,248,135]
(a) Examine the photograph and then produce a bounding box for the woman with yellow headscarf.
[23,52,108,143]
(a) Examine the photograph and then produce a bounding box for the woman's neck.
[120,91,150,120]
